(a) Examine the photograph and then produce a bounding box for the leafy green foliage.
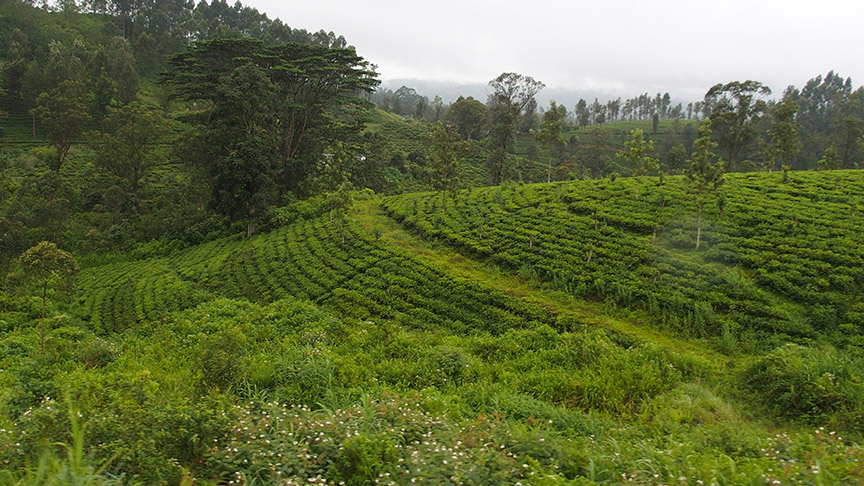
[384,171,864,352]
[29,81,91,172]
[742,344,864,429]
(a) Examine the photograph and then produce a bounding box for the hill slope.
[2,172,864,484]
[383,170,864,353]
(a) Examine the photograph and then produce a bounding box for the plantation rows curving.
[383,170,864,351]
[78,216,552,335]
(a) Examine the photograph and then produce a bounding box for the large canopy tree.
[89,102,170,202]
[444,96,489,142]
[703,80,771,171]
[165,38,379,196]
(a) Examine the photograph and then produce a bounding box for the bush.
[741,344,864,433]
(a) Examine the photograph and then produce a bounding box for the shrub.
[741,344,864,433]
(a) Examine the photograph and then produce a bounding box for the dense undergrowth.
[3,294,863,484]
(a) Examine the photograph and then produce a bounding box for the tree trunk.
[246,210,256,238]
[547,156,552,183]
[696,203,703,249]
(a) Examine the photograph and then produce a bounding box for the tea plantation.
[384,170,864,353]
[2,173,864,484]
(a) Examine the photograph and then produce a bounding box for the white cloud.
[247,0,864,99]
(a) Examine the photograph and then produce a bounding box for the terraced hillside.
[383,170,864,352]
[77,214,551,336]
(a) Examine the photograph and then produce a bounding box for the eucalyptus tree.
[486,72,544,184]
[762,96,802,172]
[535,100,566,183]
[685,121,725,249]
[617,129,659,199]
[30,80,91,172]
[429,122,462,213]
[703,80,771,171]
[17,241,78,352]
[89,102,170,204]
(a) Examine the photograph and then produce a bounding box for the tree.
[206,63,278,237]
[431,95,446,122]
[704,80,771,171]
[832,112,864,169]
[322,143,354,243]
[762,96,801,172]
[616,129,659,199]
[166,38,379,196]
[106,36,139,104]
[30,80,91,172]
[817,146,843,171]
[535,100,566,183]
[580,128,611,179]
[786,71,858,169]
[445,97,489,142]
[91,68,117,131]
[89,102,170,204]
[685,121,725,249]
[486,72,544,184]
[664,144,688,174]
[575,99,590,128]
[16,241,78,352]
[429,122,462,213]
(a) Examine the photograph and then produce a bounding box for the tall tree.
[762,96,802,173]
[30,80,91,172]
[685,121,725,249]
[106,36,139,104]
[486,72,544,184]
[431,95,446,122]
[89,102,170,204]
[207,63,278,237]
[786,72,856,169]
[535,100,566,183]
[166,38,378,196]
[704,80,771,171]
[429,122,462,213]
[616,129,659,199]
[444,96,489,142]
[16,241,78,352]
[575,98,590,128]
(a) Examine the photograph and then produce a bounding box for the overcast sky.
[245,0,864,103]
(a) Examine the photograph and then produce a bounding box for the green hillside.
[383,170,864,353]
[3,173,864,484]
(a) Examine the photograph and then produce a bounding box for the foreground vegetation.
[2,172,864,483]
